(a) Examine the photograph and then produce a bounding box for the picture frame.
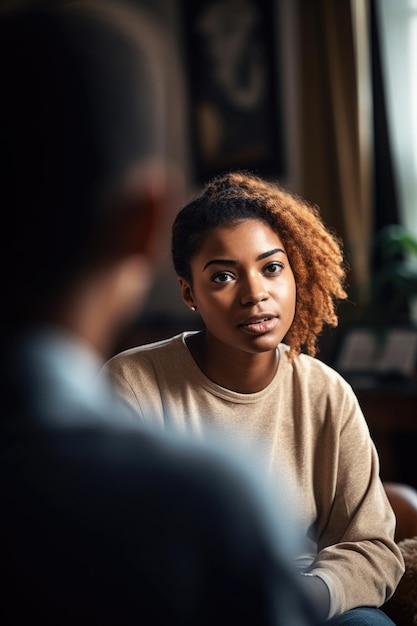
[180,0,286,183]
[335,326,417,388]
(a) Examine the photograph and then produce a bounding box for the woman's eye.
[212,272,234,283]
[264,262,283,275]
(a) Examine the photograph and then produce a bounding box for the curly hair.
[172,171,347,358]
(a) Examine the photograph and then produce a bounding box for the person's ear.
[117,163,178,264]
[178,276,196,311]
[127,190,160,260]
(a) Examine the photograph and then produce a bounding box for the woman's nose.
[240,274,268,306]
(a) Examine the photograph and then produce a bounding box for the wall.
[125,0,301,350]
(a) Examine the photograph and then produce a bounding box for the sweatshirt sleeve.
[307,380,405,619]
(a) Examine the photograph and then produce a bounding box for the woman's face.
[179,219,296,356]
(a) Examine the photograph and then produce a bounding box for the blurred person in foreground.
[0,1,317,624]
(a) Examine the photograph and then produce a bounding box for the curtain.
[296,0,373,322]
[369,0,400,234]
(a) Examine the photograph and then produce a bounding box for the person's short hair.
[0,0,169,319]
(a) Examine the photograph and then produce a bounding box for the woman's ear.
[178,276,195,310]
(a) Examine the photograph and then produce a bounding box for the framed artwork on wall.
[180,0,286,183]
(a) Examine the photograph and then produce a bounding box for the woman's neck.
[186,330,279,394]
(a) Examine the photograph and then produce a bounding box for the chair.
[384,481,417,542]
[382,481,417,626]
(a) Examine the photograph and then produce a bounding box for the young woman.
[103,171,404,625]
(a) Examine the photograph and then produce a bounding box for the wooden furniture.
[357,387,417,487]
[382,481,417,626]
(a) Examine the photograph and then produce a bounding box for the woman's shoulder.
[279,343,354,392]
[278,345,362,426]
[104,332,190,373]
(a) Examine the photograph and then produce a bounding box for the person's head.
[0,0,178,353]
[172,170,347,358]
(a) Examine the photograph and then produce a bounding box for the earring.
[190,306,197,312]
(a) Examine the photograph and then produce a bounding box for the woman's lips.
[239,317,278,334]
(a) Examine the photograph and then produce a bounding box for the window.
[375,0,417,241]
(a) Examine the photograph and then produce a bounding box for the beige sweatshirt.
[103,331,404,619]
